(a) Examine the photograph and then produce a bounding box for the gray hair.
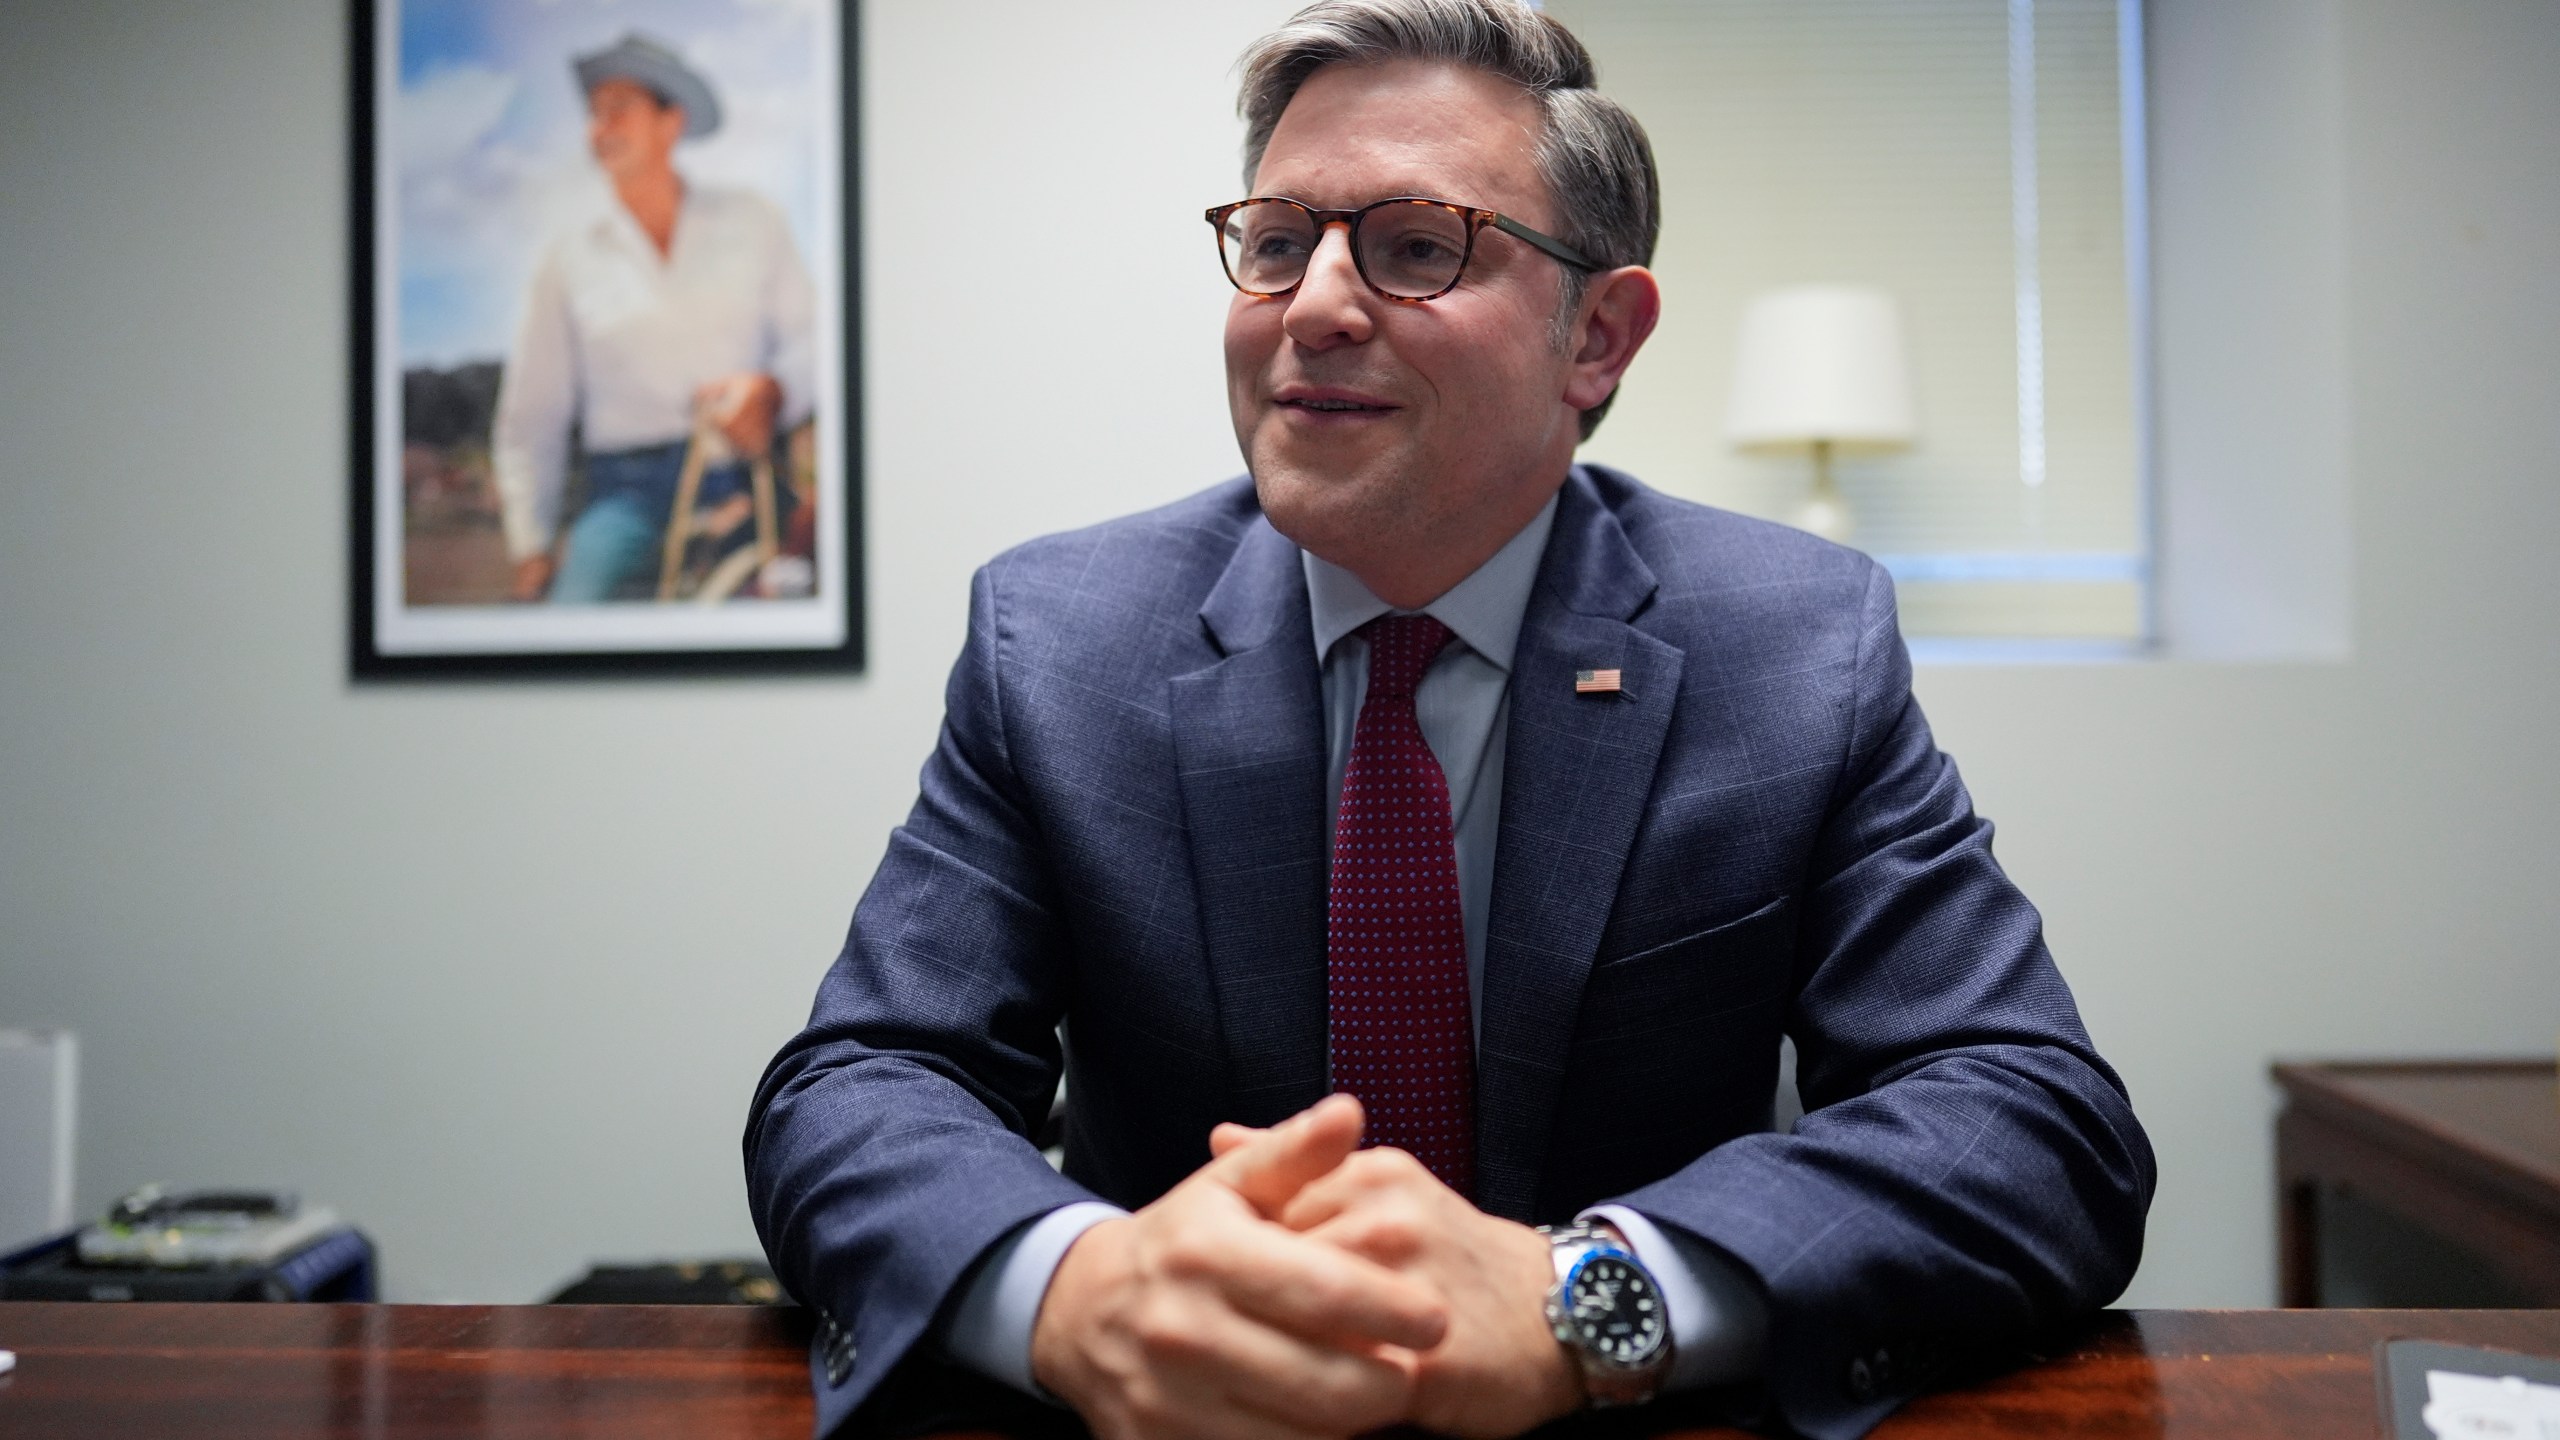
[1236,0,1660,438]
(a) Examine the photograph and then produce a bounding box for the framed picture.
[351,0,861,677]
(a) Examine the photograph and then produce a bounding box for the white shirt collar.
[584,179,696,259]
[1300,490,1560,674]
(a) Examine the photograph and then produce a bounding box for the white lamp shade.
[1723,285,1918,451]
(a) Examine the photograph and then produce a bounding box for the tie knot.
[1360,614,1453,700]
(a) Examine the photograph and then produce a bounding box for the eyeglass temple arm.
[1489,213,1599,272]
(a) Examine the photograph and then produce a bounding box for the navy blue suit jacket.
[746,466,2154,1439]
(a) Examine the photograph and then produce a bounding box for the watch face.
[1564,1253,1666,1369]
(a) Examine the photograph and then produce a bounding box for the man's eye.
[1250,233,1311,258]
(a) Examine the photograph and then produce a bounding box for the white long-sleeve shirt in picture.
[490,183,818,560]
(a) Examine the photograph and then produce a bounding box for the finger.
[1207,1093,1365,1216]
[1277,1145,1429,1234]
[1303,1205,1434,1270]
[1208,1122,1260,1158]
[1121,1289,1417,1439]
[1176,1306,1421,1436]
[1172,1402,1342,1440]
[1092,1353,1327,1440]
[1201,1216,1447,1351]
[1097,1305,1400,1440]
[1139,1368,1368,1440]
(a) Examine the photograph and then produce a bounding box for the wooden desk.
[2273,1059,2560,1307]
[4,1302,2559,1437]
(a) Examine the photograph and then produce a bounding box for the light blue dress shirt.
[941,493,1768,1398]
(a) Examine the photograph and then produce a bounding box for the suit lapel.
[1171,517,1332,1126]
[1474,474,1684,1220]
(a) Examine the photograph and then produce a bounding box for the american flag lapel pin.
[1574,668,1623,696]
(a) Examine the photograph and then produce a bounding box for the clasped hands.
[1030,1093,1581,1440]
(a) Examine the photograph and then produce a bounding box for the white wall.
[2148,0,2355,659]
[0,0,2553,1308]
[1925,0,2560,1305]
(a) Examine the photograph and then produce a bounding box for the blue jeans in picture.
[549,441,750,604]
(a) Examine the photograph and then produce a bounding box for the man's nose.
[1281,223,1376,349]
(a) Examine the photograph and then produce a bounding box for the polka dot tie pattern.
[1328,614,1475,1197]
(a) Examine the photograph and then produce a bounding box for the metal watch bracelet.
[1539,1219,1675,1408]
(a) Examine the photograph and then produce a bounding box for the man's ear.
[1561,266,1662,417]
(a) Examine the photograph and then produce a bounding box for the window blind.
[1547,0,2148,642]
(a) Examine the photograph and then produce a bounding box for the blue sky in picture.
[392,0,829,368]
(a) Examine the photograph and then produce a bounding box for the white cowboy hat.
[572,32,722,139]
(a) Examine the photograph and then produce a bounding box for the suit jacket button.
[822,1319,858,1386]
[1846,1355,1875,1401]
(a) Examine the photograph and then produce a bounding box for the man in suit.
[746,4,2154,1438]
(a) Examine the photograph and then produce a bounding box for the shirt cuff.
[938,1200,1128,1398]
[1585,1203,1769,1392]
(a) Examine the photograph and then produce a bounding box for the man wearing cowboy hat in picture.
[492,32,818,604]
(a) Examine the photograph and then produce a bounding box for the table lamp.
[1723,285,1918,543]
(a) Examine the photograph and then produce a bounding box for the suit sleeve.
[1613,562,2156,1440]
[745,564,1098,1434]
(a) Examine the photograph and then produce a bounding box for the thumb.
[1206,1092,1364,1217]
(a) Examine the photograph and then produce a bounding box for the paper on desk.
[2424,1368,2560,1439]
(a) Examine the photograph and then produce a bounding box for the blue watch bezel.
[1559,1245,1669,1371]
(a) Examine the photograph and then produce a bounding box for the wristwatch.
[1539,1219,1675,1407]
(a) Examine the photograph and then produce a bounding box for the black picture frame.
[349,0,863,679]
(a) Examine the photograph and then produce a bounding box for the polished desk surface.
[3,1302,2559,1437]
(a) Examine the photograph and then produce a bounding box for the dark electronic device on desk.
[548,1258,787,1306]
[79,1185,340,1267]
[0,1185,376,1302]
[2380,1339,2560,1439]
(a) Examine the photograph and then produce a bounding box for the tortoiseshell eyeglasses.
[1205,195,1598,303]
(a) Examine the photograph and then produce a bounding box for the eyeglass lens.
[1221,200,1473,299]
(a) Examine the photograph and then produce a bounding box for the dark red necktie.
[1328,614,1475,1196]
